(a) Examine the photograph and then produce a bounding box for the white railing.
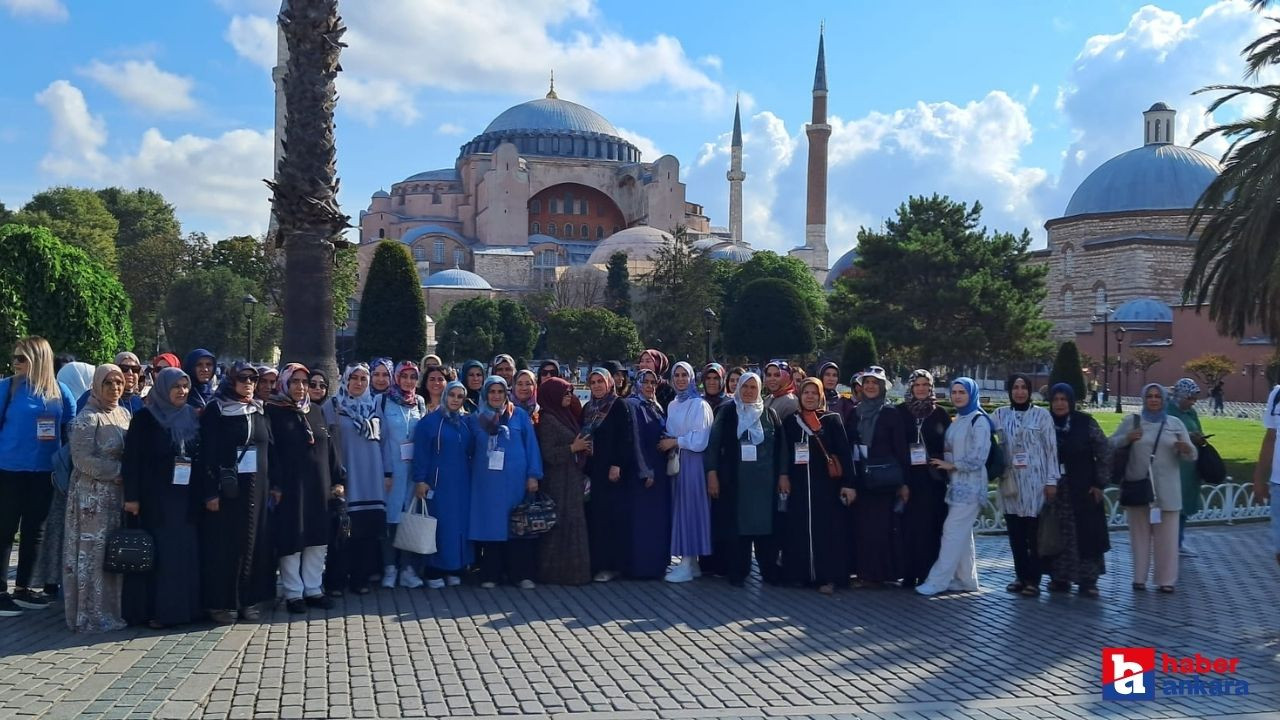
[973,481,1271,534]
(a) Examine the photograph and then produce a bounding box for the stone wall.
[473,252,532,291]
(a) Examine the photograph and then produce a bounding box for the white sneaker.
[665,558,694,584]
[593,572,612,583]
[380,566,397,589]
[518,579,536,590]
[399,566,424,589]
[691,558,702,578]
[426,578,446,590]
[480,581,496,589]
[445,575,461,587]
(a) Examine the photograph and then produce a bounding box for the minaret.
[268,1,289,239]
[726,96,746,245]
[792,25,830,282]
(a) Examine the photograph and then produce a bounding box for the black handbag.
[864,461,904,492]
[104,515,155,574]
[1118,418,1164,507]
[1196,442,1226,484]
[509,491,558,538]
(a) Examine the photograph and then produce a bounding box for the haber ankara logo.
[1103,647,1155,700]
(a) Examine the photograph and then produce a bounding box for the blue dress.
[379,396,425,524]
[625,396,673,578]
[466,407,543,542]
[415,409,474,571]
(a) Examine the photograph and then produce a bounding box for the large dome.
[586,226,673,265]
[1063,143,1220,218]
[459,93,640,162]
[483,98,620,136]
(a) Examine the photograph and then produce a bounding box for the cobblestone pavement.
[2,524,1277,719]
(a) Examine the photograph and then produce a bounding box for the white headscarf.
[57,361,95,401]
[734,371,765,445]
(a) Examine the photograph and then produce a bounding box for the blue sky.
[0,0,1271,260]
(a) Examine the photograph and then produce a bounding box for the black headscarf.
[1006,373,1033,411]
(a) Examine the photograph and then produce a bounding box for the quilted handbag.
[393,497,438,555]
[104,516,155,574]
[509,491,558,538]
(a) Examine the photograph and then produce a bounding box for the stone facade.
[472,250,533,291]
[422,286,498,318]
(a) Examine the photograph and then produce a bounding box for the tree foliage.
[840,327,878,379]
[605,251,631,318]
[0,201,13,225]
[546,308,642,364]
[0,223,132,363]
[723,278,814,361]
[829,195,1051,368]
[355,241,427,362]
[1129,348,1164,384]
[434,296,538,363]
[16,187,119,267]
[638,228,720,363]
[1184,353,1236,386]
[118,233,189,354]
[96,187,180,249]
[720,251,826,323]
[1049,341,1087,401]
[164,267,279,360]
[333,246,358,330]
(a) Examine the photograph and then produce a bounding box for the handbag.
[104,514,155,574]
[509,491,558,538]
[810,430,843,479]
[864,461,904,492]
[1110,415,1139,486]
[999,473,1019,499]
[393,497,438,555]
[666,448,680,476]
[1037,501,1062,557]
[1118,418,1165,507]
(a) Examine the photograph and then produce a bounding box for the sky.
[0,0,1274,262]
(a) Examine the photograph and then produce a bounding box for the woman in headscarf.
[324,364,385,596]
[415,381,474,588]
[663,362,714,583]
[536,360,561,384]
[697,363,732,577]
[1166,377,1204,553]
[725,367,745,396]
[896,369,952,589]
[992,373,1059,597]
[534,376,592,585]
[62,364,131,632]
[419,365,449,415]
[419,354,443,370]
[602,360,630,400]
[490,354,517,387]
[780,377,857,594]
[582,367,635,582]
[75,352,148,415]
[307,370,332,418]
[916,377,991,596]
[121,367,203,628]
[252,365,278,403]
[377,360,427,590]
[702,363,730,415]
[513,369,540,425]
[267,363,341,613]
[460,360,486,412]
[624,368,672,579]
[1044,383,1110,597]
[637,349,676,410]
[34,361,97,599]
[1109,383,1196,593]
[763,361,799,423]
[198,361,275,623]
[467,376,542,588]
[56,361,94,407]
[851,366,909,588]
[183,348,218,413]
[369,358,394,396]
[817,362,856,431]
[705,372,786,587]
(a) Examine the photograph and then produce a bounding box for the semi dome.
[402,168,460,183]
[824,246,859,290]
[586,226,673,265]
[421,268,491,290]
[1112,297,1173,324]
[708,244,756,263]
[1062,144,1220,217]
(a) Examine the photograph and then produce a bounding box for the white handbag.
[393,497,438,555]
[666,449,680,476]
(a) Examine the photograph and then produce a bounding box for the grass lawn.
[1088,410,1266,483]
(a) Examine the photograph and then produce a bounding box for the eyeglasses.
[119,365,142,374]
[235,374,259,383]
[640,379,658,386]
[308,381,328,389]
[11,355,27,364]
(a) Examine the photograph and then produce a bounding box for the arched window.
[564,193,574,214]
[550,198,559,214]
[1095,285,1107,313]
[453,249,464,268]
[1063,288,1074,314]
[377,228,385,238]
[529,199,540,214]
[433,239,445,263]
[579,200,588,214]
[413,246,426,261]
[580,224,589,238]
[530,222,540,234]
[565,224,574,238]
[547,223,557,236]
[596,225,605,239]
[1062,244,1075,276]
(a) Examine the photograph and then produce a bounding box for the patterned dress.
[63,404,131,633]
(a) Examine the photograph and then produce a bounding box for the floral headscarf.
[476,375,513,437]
[387,360,420,408]
[734,371,765,445]
[582,367,618,433]
[764,360,796,398]
[1172,377,1201,402]
[513,369,539,416]
[904,368,937,420]
[337,363,379,439]
[268,362,311,412]
[369,357,394,395]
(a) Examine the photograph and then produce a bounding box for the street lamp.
[1113,326,1126,413]
[242,294,258,361]
[1092,306,1115,405]
[702,308,716,365]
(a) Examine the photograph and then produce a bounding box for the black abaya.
[897,404,951,587]
[780,412,856,586]
[266,404,336,556]
[584,400,634,575]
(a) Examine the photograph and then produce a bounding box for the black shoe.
[286,599,307,614]
[12,589,51,610]
[0,594,23,617]
[352,585,371,595]
[305,595,334,609]
[239,606,262,621]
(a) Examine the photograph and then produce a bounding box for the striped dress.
[992,405,1060,517]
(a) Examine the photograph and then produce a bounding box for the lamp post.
[702,308,716,365]
[1113,326,1126,413]
[1093,306,1114,405]
[242,294,258,361]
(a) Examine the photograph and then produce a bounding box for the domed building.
[823,246,859,290]
[419,267,496,316]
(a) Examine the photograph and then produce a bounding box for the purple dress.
[667,395,713,556]
[625,396,673,578]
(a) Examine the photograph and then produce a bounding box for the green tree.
[605,251,631,317]
[1049,340,1087,401]
[723,278,814,361]
[205,234,277,285]
[638,227,720,362]
[1129,348,1164,385]
[164,266,279,360]
[332,246,358,330]
[829,195,1051,368]
[546,307,643,364]
[96,187,180,249]
[1184,353,1236,387]
[0,223,132,363]
[496,298,538,362]
[720,250,826,323]
[0,201,13,225]
[355,241,427,361]
[434,296,539,362]
[839,327,878,378]
[16,187,119,267]
[118,233,189,354]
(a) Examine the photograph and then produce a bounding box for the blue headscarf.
[183,348,216,408]
[1140,382,1168,423]
[440,380,467,426]
[951,377,980,416]
[460,360,485,405]
[476,375,512,437]
[1049,382,1075,411]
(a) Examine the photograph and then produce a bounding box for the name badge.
[237,447,258,474]
[794,443,809,464]
[426,488,435,500]
[857,444,869,461]
[909,443,928,466]
[1013,451,1029,469]
[740,444,757,462]
[36,415,56,441]
[173,460,192,486]
[400,442,414,461]
[488,450,505,471]
[1149,506,1162,524]
[1059,463,1066,476]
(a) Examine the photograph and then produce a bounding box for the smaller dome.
[421,268,491,290]
[586,226,673,265]
[402,168,460,183]
[1112,297,1173,324]
[824,246,860,290]
[691,238,723,252]
[372,189,390,199]
[708,244,756,263]
[1147,102,1171,112]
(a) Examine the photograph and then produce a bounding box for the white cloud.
[614,126,662,161]
[34,80,272,237]
[436,122,466,136]
[79,60,197,114]
[1,0,67,21]
[699,55,722,71]
[337,76,419,124]
[226,14,277,70]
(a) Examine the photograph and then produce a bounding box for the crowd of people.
[0,334,1241,632]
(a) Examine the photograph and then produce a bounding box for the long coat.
[780,411,856,585]
[705,403,784,540]
[379,395,426,524]
[415,409,474,571]
[267,404,338,556]
[467,407,543,542]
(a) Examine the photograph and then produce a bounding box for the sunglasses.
[11,355,27,364]
[539,370,556,376]
[309,381,328,389]
[119,365,142,374]
[235,374,259,383]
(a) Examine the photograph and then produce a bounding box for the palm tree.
[1183,2,1280,339]
[268,0,349,381]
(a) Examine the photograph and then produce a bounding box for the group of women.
[0,335,1205,632]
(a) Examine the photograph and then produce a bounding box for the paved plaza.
[1,524,1277,720]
